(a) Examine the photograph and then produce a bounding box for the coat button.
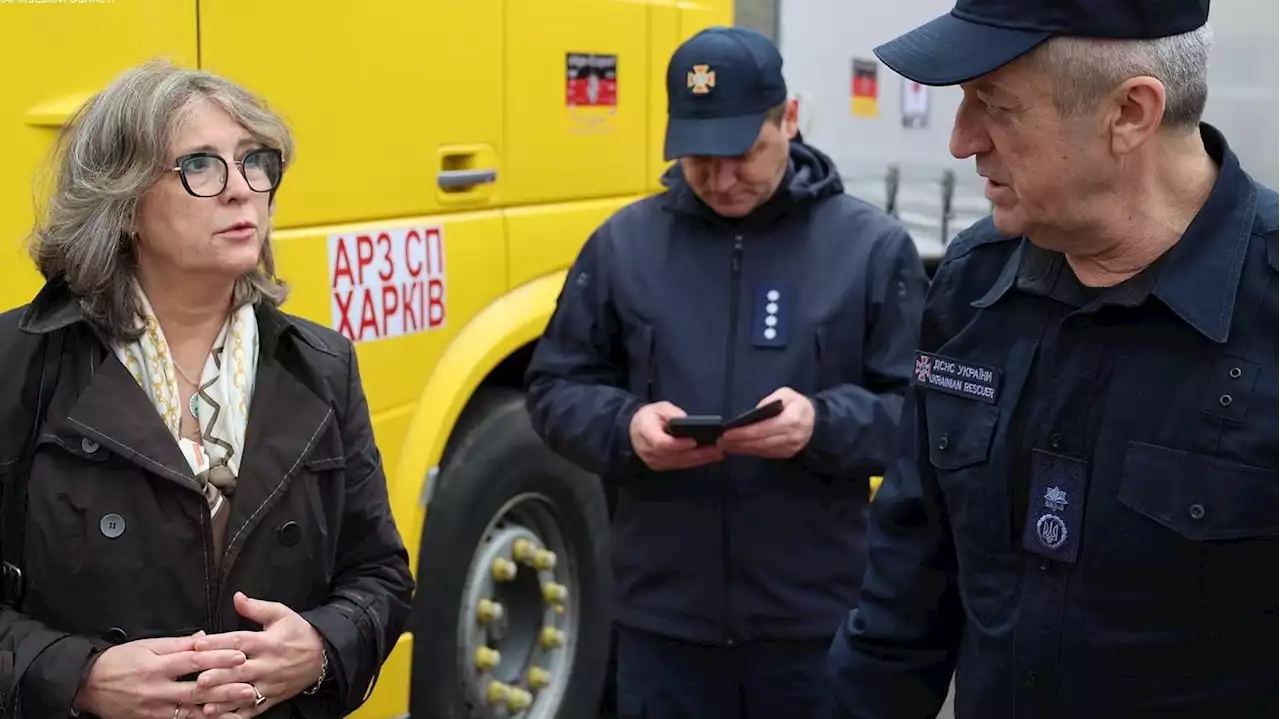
[278,521,301,547]
[99,514,126,539]
[1218,394,1232,407]
[1229,367,1242,379]
[937,434,949,451]
[1049,434,1062,450]
[104,627,128,643]
[1189,503,1206,521]
[81,438,100,454]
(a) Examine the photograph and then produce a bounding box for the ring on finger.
[251,683,267,707]
[173,705,182,719]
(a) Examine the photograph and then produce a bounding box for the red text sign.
[328,226,446,343]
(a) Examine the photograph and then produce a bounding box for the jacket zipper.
[721,233,743,645]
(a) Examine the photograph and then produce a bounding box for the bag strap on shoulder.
[1,330,65,608]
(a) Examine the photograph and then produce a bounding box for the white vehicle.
[769,0,1279,267]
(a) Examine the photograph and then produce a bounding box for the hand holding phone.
[717,388,815,459]
[630,402,725,471]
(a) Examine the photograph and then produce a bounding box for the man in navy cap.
[526,25,927,718]
[827,1,1278,718]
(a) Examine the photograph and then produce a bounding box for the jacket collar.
[18,274,304,356]
[972,123,1256,344]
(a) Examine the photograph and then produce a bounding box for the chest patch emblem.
[912,351,1001,404]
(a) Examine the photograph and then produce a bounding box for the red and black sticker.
[851,58,878,100]
[566,53,618,107]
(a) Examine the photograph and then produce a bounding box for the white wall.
[779,0,1279,260]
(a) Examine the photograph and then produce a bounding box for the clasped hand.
[75,592,325,719]
[629,388,816,471]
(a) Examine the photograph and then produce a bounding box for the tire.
[410,388,613,719]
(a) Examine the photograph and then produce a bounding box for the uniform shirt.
[827,123,1278,719]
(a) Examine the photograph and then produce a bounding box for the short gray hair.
[29,59,294,343]
[1030,23,1213,129]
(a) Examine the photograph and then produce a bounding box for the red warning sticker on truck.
[566,52,618,107]
[328,226,446,343]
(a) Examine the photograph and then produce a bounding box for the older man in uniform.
[826,1,1278,718]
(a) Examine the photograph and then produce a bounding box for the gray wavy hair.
[29,59,294,342]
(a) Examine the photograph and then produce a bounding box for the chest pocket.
[815,323,864,389]
[924,392,1004,549]
[1117,441,1276,616]
[623,322,656,402]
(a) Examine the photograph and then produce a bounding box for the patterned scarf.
[114,287,259,518]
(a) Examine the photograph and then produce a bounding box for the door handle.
[437,169,497,191]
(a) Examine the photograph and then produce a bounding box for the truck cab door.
[199,0,511,451]
[0,0,197,311]
[501,0,652,288]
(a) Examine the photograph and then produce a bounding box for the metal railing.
[844,162,993,261]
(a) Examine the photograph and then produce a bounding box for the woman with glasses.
[0,60,413,718]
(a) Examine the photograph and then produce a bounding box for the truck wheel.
[410,388,612,719]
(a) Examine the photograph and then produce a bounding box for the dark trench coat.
[0,277,415,717]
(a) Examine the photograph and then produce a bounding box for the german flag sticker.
[850,58,879,118]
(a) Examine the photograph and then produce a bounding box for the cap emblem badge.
[687,64,715,94]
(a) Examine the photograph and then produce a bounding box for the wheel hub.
[459,494,577,719]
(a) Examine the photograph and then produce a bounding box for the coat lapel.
[63,354,200,493]
[218,347,334,580]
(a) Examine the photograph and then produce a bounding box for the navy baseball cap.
[875,0,1212,87]
[664,26,788,160]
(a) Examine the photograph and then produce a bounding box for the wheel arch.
[387,271,568,578]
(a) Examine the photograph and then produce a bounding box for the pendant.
[189,394,200,420]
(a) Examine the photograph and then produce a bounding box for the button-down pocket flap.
[925,396,1000,471]
[1119,441,1278,541]
[39,432,109,463]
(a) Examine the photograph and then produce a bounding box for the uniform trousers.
[614,625,833,719]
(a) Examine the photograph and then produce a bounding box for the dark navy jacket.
[827,124,1278,718]
[525,142,928,645]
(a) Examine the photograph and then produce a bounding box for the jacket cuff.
[797,395,835,471]
[20,634,104,717]
[610,400,646,477]
[300,605,359,706]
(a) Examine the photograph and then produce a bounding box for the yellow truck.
[0,0,732,716]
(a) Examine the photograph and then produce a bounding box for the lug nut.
[512,538,536,562]
[491,557,517,582]
[486,680,512,705]
[507,688,534,711]
[476,599,505,625]
[475,647,501,672]
[540,626,566,649]
[542,582,568,604]
[532,549,557,570]
[527,666,552,690]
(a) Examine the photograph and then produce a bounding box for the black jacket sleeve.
[825,258,964,719]
[799,227,929,478]
[0,315,110,717]
[525,227,646,478]
[299,341,414,715]
[1,614,108,717]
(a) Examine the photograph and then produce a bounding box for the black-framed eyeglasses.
[170,148,283,198]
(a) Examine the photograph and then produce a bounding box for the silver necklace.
[173,361,203,420]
